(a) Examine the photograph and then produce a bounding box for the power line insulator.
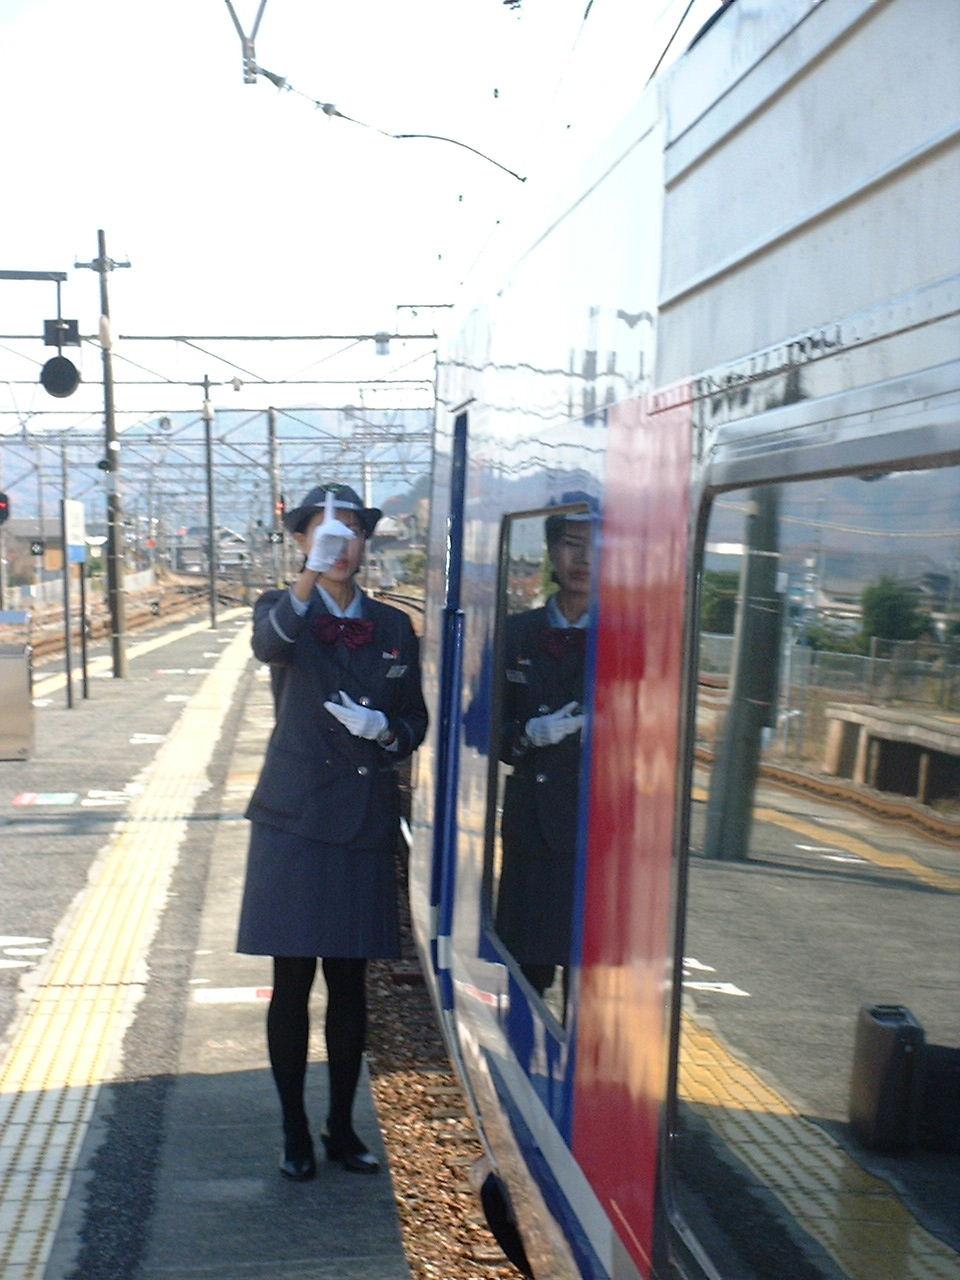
[243,36,257,84]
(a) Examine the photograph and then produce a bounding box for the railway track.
[368,850,516,1279]
[375,588,426,614]
[29,580,252,664]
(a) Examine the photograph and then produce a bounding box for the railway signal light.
[40,355,81,398]
[0,492,8,525]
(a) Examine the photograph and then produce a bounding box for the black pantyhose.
[322,957,368,1143]
[267,955,368,1149]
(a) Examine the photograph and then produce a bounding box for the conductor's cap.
[544,490,600,542]
[284,483,382,537]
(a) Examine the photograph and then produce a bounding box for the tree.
[803,621,865,654]
[701,570,739,634]
[860,576,932,642]
[400,550,426,585]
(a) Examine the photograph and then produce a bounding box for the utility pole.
[154,491,165,569]
[76,231,131,678]
[703,486,783,860]
[267,406,281,587]
[34,440,45,597]
[202,375,218,629]
[0,448,7,608]
[59,435,75,709]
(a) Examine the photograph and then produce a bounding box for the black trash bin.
[849,1004,925,1152]
[0,610,34,761]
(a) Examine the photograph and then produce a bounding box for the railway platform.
[0,611,411,1280]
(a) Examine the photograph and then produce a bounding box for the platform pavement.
[0,611,410,1280]
[128,664,410,1280]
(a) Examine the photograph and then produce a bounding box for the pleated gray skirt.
[236,821,401,959]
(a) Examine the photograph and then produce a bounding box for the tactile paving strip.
[0,628,250,1279]
[679,1016,959,1279]
[691,784,960,892]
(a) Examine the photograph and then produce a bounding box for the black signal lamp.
[40,355,81,398]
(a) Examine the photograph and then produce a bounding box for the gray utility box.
[0,611,34,761]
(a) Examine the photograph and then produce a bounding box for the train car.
[409,1,960,1276]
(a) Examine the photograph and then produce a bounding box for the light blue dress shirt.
[547,595,589,629]
[288,583,362,618]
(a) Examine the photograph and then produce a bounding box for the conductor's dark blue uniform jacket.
[245,587,428,848]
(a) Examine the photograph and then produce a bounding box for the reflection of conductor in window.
[496,508,592,1007]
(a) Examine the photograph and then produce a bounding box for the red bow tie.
[314,614,375,649]
[539,627,587,659]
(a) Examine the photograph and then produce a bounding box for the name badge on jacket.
[386,664,408,679]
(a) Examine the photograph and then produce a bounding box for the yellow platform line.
[0,626,251,1279]
[680,1016,958,1279]
[691,785,960,893]
[32,606,247,699]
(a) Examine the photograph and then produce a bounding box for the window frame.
[659,440,960,1279]
[480,501,593,1026]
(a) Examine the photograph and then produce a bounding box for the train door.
[429,408,469,1011]
[483,501,598,1105]
[662,437,960,1280]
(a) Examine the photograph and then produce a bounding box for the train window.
[487,501,597,1026]
[670,464,960,1278]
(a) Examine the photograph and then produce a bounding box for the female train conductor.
[237,483,427,1180]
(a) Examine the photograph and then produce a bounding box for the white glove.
[306,491,356,573]
[324,690,388,740]
[524,701,585,748]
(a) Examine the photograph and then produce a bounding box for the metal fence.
[701,633,959,710]
[4,568,155,608]
[698,632,960,769]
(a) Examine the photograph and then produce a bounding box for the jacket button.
[537,704,549,713]
[359,696,371,707]
[357,765,369,776]
[535,773,547,783]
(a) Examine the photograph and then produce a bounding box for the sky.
[3,2,587,328]
[0,0,720,473]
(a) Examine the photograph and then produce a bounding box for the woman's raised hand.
[306,490,356,573]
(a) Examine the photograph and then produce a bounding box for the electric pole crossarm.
[0,270,68,282]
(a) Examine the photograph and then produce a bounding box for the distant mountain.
[381,473,432,516]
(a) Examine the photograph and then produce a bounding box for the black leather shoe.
[279,1132,316,1181]
[321,1131,380,1175]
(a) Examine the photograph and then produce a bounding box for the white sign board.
[63,499,87,564]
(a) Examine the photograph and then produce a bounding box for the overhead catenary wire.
[79,336,178,385]
[254,65,527,183]
[289,338,366,381]
[179,338,271,384]
[646,0,700,85]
